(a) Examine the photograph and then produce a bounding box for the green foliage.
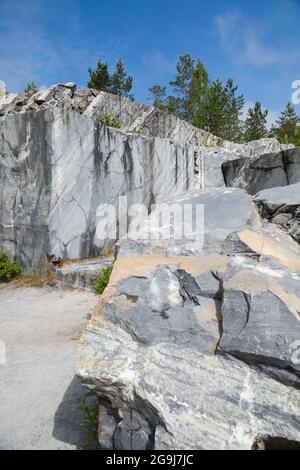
[110,58,133,99]
[148,53,245,142]
[204,79,227,139]
[77,391,99,450]
[96,112,121,128]
[93,263,114,295]
[148,84,167,110]
[244,101,268,142]
[87,58,133,98]
[0,252,21,282]
[269,102,300,146]
[190,60,209,129]
[169,53,195,120]
[24,81,38,93]
[222,79,244,142]
[165,95,180,114]
[87,60,111,92]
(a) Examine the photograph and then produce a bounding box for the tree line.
[24,53,300,146]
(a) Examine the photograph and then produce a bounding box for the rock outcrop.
[222,148,300,194]
[1,83,300,450]
[255,182,300,244]
[77,185,300,449]
[0,83,290,265]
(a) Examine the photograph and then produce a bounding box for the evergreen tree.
[148,84,167,109]
[244,101,268,142]
[189,60,209,129]
[269,102,300,145]
[24,81,38,93]
[223,79,244,142]
[110,58,133,99]
[169,53,195,120]
[87,60,111,92]
[296,127,300,147]
[165,95,180,115]
[205,79,228,138]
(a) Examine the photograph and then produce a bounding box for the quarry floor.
[0,284,98,450]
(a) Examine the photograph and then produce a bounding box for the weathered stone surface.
[255,182,300,243]
[1,84,292,266]
[55,256,113,290]
[219,288,300,371]
[0,86,199,265]
[203,139,293,189]
[222,148,300,194]
[118,187,257,257]
[77,242,300,449]
[2,82,300,450]
[78,315,300,450]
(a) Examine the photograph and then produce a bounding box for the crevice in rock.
[281,151,290,185]
[252,434,300,450]
[240,292,251,334]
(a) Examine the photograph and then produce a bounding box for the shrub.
[0,252,21,282]
[77,391,99,450]
[93,263,113,295]
[96,112,121,128]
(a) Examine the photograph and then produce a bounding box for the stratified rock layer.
[255,182,300,244]
[222,148,300,194]
[1,83,300,450]
[77,187,300,450]
[0,83,291,265]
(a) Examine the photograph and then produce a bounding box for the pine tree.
[87,60,111,92]
[205,79,227,138]
[244,101,268,142]
[189,60,209,129]
[165,95,180,115]
[110,58,133,99]
[269,102,300,145]
[148,84,167,109]
[223,79,244,142]
[24,81,38,93]
[169,53,195,120]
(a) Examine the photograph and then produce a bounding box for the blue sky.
[1,0,300,125]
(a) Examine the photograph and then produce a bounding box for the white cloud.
[214,11,297,67]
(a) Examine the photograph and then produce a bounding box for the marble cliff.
[1,84,300,450]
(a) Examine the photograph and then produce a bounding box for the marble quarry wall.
[0,83,293,265]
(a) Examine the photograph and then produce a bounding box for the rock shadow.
[52,375,95,449]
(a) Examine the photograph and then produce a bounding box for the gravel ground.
[0,285,98,450]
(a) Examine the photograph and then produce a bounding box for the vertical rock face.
[2,82,300,450]
[0,109,52,265]
[0,85,197,264]
[0,83,292,265]
[222,148,300,194]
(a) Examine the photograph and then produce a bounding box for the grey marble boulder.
[222,148,300,194]
[219,289,300,372]
[118,187,257,257]
[55,256,113,290]
[254,182,300,243]
[77,233,300,449]
[202,138,293,189]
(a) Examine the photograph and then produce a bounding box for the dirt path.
[0,285,98,450]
